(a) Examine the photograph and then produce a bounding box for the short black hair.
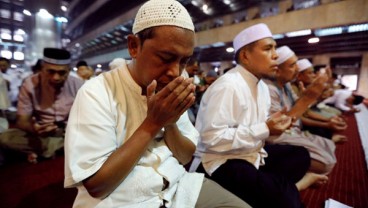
[0,57,10,64]
[76,60,88,67]
[234,41,256,64]
[353,95,364,105]
[136,27,156,46]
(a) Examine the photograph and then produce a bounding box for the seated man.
[192,23,313,208]
[293,59,348,142]
[264,46,336,176]
[64,0,249,207]
[0,48,84,164]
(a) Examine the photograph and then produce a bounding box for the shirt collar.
[236,64,260,89]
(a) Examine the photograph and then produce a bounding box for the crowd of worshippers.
[0,0,367,207]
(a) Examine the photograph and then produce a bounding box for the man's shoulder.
[66,75,85,88]
[22,73,40,87]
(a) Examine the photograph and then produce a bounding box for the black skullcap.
[43,48,71,65]
[76,60,88,68]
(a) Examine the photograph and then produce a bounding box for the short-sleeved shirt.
[17,73,83,124]
[64,60,204,208]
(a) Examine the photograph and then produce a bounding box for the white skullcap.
[276,46,295,65]
[297,59,313,72]
[132,0,194,34]
[233,23,273,53]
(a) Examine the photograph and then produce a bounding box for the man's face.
[242,37,278,79]
[77,65,91,80]
[185,62,199,77]
[297,68,316,86]
[41,62,70,88]
[277,55,299,83]
[0,60,9,73]
[128,26,195,92]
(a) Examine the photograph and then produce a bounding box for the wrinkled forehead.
[42,61,70,71]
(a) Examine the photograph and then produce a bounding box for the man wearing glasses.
[0,48,83,164]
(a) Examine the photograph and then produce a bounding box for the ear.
[238,49,249,64]
[127,34,140,59]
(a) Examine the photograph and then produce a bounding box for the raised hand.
[267,108,292,135]
[146,77,195,128]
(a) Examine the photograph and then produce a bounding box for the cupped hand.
[267,108,292,135]
[146,77,195,127]
[33,121,58,136]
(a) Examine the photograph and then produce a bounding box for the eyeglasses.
[46,69,69,76]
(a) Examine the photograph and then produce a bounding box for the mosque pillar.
[23,0,61,66]
[358,53,368,97]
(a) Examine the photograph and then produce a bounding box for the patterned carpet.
[300,112,368,208]
[0,112,367,208]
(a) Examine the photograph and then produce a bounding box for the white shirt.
[1,69,20,105]
[0,73,10,109]
[195,65,270,175]
[322,89,353,111]
[64,60,203,208]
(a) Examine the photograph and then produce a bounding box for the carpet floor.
[0,113,367,208]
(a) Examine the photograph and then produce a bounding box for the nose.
[51,73,62,82]
[271,48,278,60]
[166,62,181,78]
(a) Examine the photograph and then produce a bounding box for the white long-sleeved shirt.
[322,89,353,111]
[195,65,270,175]
[64,60,203,208]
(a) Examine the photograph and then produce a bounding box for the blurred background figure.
[31,59,43,74]
[108,58,125,70]
[0,58,19,108]
[75,60,93,80]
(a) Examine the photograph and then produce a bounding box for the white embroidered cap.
[297,59,313,72]
[233,23,273,53]
[276,46,295,65]
[132,0,194,34]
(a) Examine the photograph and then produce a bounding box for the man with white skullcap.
[64,0,249,207]
[293,59,348,142]
[264,45,337,188]
[0,48,83,164]
[192,23,309,207]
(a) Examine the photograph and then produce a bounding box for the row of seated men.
[0,0,366,207]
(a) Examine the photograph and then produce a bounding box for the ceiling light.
[348,23,368,33]
[23,9,32,16]
[61,6,67,12]
[15,29,25,35]
[308,37,319,43]
[0,50,12,59]
[272,34,285,39]
[14,51,24,60]
[223,0,231,5]
[97,64,102,68]
[226,47,234,53]
[314,27,342,36]
[13,34,24,42]
[38,9,53,19]
[55,17,68,23]
[1,33,12,40]
[191,0,199,6]
[285,29,311,37]
[212,42,225,47]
